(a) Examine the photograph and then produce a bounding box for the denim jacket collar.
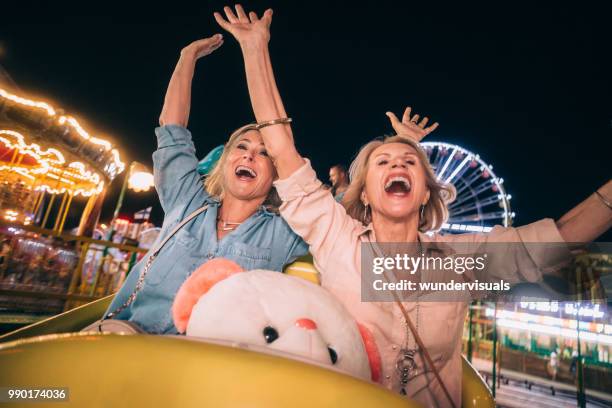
[205,195,274,218]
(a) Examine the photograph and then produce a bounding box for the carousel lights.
[0,88,125,178]
[0,130,65,164]
[57,115,112,150]
[0,88,56,116]
[46,172,76,185]
[4,209,18,222]
[33,180,104,197]
[0,130,104,195]
[0,165,42,180]
[110,150,125,177]
[0,163,103,196]
[53,167,101,185]
[66,162,101,184]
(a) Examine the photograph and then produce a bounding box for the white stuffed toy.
[172,258,381,382]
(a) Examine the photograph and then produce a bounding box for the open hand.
[214,4,272,47]
[181,34,224,60]
[386,106,439,142]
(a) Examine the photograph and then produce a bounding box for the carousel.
[0,86,142,316]
[0,87,124,233]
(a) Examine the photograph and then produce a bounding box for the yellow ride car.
[0,258,494,407]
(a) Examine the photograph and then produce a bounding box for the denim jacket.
[104,125,308,334]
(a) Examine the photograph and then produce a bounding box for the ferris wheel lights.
[443,223,494,233]
[507,194,512,200]
[444,154,471,184]
[423,141,514,231]
[511,212,516,218]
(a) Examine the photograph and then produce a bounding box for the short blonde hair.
[204,124,281,211]
[343,135,456,232]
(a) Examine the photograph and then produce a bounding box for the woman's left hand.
[386,106,440,142]
[214,5,272,48]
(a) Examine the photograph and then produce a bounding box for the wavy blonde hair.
[204,124,281,211]
[343,135,456,232]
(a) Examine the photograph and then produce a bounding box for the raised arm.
[214,5,303,178]
[159,34,223,126]
[214,5,369,267]
[556,180,612,242]
[154,35,223,213]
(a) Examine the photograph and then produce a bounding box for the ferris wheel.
[421,142,515,233]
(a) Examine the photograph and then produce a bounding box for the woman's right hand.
[159,34,223,127]
[214,5,273,49]
[180,34,224,60]
[386,106,439,142]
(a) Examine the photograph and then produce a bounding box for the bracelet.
[255,117,292,130]
[595,190,612,211]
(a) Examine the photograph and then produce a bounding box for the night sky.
[1,1,611,238]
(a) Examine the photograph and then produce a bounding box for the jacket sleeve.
[440,218,571,284]
[274,159,363,270]
[152,125,209,214]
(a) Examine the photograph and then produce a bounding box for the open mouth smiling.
[235,165,257,181]
[383,175,412,197]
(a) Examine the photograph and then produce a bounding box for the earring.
[363,203,370,224]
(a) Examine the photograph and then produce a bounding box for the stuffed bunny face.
[178,269,371,380]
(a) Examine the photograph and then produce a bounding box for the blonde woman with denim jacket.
[105,32,308,334]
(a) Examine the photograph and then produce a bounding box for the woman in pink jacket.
[215,5,612,407]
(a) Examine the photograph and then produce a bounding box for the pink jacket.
[274,160,569,408]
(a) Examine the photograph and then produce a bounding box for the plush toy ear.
[357,322,382,383]
[172,258,244,333]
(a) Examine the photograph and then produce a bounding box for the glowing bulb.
[128,171,154,192]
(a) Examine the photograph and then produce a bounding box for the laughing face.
[363,142,430,222]
[222,130,274,201]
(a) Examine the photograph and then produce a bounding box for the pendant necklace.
[396,237,422,394]
[397,299,420,395]
[216,207,243,232]
[367,236,422,395]
[217,217,242,232]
